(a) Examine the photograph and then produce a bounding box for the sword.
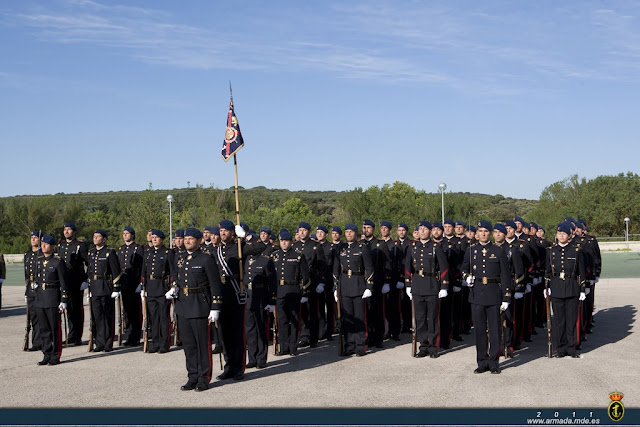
[63,309,69,348]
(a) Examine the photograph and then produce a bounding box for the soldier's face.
[506,226,516,239]
[536,229,545,238]
[362,225,374,238]
[418,226,430,240]
[219,228,233,242]
[202,230,211,242]
[522,226,530,235]
[514,221,523,233]
[345,230,357,242]
[465,230,475,240]
[396,227,407,239]
[331,231,341,241]
[444,224,454,236]
[454,225,464,235]
[146,231,153,242]
[412,230,419,239]
[574,228,583,236]
[556,231,570,244]
[493,230,506,244]
[477,228,490,243]
[41,242,54,255]
[123,231,133,243]
[30,235,40,247]
[431,228,443,239]
[316,230,326,242]
[93,233,106,247]
[63,227,75,239]
[280,239,292,250]
[211,234,221,245]
[529,227,537,236]
[260,231,270,243]
[152,235,164,247]
[298,228,310,240]
[184,236,199,251]
[380,226,390,238]
[174,236,184,248]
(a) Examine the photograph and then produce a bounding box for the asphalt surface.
[0,279,637,409]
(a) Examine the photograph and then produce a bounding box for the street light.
[167,195,174,248]
[624,217,630,242]
[438,182,447,224]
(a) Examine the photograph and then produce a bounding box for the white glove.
[515,292,524,300]
[234,224,246,238]
[500,302,509,312]
[361,289,372,299]
[438,289,448,299]
[381,283,390,294]
[111,292,121,299]
[585,287,591,295]
[135,284,142,293]
[405,287,412,300]
[31,282,38,290]
[543,288,550,298]
[579,292,586,301]
[334,289,338,302]
[264,304,275,312]
[80,282,88,290]
[466,275,474,286]
[86,292,92,301]
[140,291,146,300]
[453,286,462,292]
[525,284,532,294]
[24,296,28,302]
[208,310,220,323]
[316,283,325,294]
[58,302,67,311]
[300,296,308,303]
[396,281,404,289]
[165,288,176,300]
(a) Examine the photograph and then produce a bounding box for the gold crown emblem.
[609,392,624,401]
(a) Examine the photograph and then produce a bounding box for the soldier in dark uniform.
[293,222,326,348]
[514,216,538,342]
[57,222,89,346]
[244,243,276,368]
[24,231,43,351]
[529,222,547,331]
[166,227,222,391]
[379,221,402,341]
[455,220,472,335]
[395,223,412,335]
[116,226,144,346]
[442,219,465,343]
[504,220,533,350]
[331,226,342,245]
[141,229,172,353]
[272,229,310,356]
[315,225,336,341]
[405,221,449,358]
[431,220,459,349]
[455,221,468,246]
[545,222,587,358]
[0,252,4,310]
[461,220,513,374]
[465,225,477,243]
[145,230,153,250]
[34,235,69,365]
[213,220,266,380]
[200,226,216,255]
[412,225,420,241]
[333,223,373,356]
[259,226,278,256]
[493,223,524,358]
[87,230,122,352]
[576,219,600,333]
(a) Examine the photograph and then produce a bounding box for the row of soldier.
[23,215,600,388]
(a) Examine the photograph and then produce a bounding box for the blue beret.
[493,223,507,234]
[566,221,576,230]
[270,233,276,240]
[444,218,455,226]
[468,225,477,232]
[64,222,77,231]
[397,223,409,230]
[260,226,272,234]
[279,229,293,240]
[248,229,255,235]
[310,233,317,240]
[204,226,215,233]
[124,226,135,235]
[41,234,56,245]
[477,220,492,231]
[578,218,587,227]
[529,222,539,230]
[557,223,572,235]
[332,226,342,234]
[414,225,419,231]
[298,222,311,230]
[363,219,375,227]
[514,216,526,224]
[564,217,576,223]
[419,221,432,229]
[31,230,42,237]
[504,220,517,229]
[380,221,392,229]
[211,226,220,235]
[316,225,328,233]
[151,229,166,239]
[432,222,443,230]
[219,220,234,230]
[174,229,185,238]
[95,229,108,239]
[344,223,358,233]
[538,225,545,232]
[455,220,466,227]
[240,222,249,232]
[575,221,585,229]
[184,227,203,239]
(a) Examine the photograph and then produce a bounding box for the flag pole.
[230,81,244,292]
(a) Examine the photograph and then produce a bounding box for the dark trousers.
[245,306,268,365]
[28,297,42,349]
[366,287,384,346]
[523,290,533,340]
[36,306,62,362]
[121,286,141,343]
[452,288,464,337]
[299,291,319,345]
[276,293,300,353]
[401,290,413,333]
[439,293,453,347]
[413,294,439,355]
[471,303,501,369]
[91,295,114,350]
[66,284,84,343]
[148,296,171,352]
[318,287,335,339]
[586,286,595,329]
[178,315,212,385]
[551,296,578,356]
[340,295,367,353]
[502,303,514,355]
[385,287,402,338]
[461,286,472,332]
[513,296,525,347]
[533,283,545,327]
[220,302,246,375]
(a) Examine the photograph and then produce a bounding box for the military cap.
[174,229,185,238]
[380,220,392,229]
[298,222,311,230]
[240,222,249,232]
[477,220,492,231]
[566,221,576,231]
[95,229,108,239]
[260,226,272,234]
[564,217,577,224]
[414,225,420,231]
[270,233,276,240]
[578,218,587,227]
[455,220,466,227]
[211,226,220,235]
[316,225,329,233]
[363,219,375,228]
[204,226,215,233]
[574,221,585,229]
[64,222,77,231]
[529,222,539,230]
[444,218,455,226]
[493,223,507,234]
[557,223,572,235]
[504,220,517,229]
[397,223,409,230]
[41,234,56,245]
[468,225,477,232]
[151,229,165,239]
[310,233,317,240]
[432,221,443,230]
[31,230,42,237]
[279,229,293,240]
[219,220,234,230]
[248,229,255,235]
[184,228,203,239]
[418,220,432,229]
[344,223,358,233]
[124,226,135,235]
[538,225,545,232]
[513,216,526,224]
[332,226,342,235]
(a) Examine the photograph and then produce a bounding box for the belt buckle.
[183,287,189,296]
[418,269,424,276]
[280,279,285,285]
[42,283,46,290]
[559,272,565,280]
[94,275,99,280]
[482,277,488,285]
[221,276,226,284]
[247,282,253,290]
[347,269,352,278]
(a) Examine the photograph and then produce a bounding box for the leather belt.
[182,286,203,296]
[344,270,363,278]
[476,277,500,285]
[553,272,574,280]
[92,274,106,280]
[279,280,298,286]
[416,270,436,277]
[247,282,264,290]
[42,283,60,290]
[148,274,165,280]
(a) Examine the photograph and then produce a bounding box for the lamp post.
[167,195,174,248]
[438,182,447,224]
[624,217,630,243]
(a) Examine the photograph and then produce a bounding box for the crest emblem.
[225,126,238,144]
[608,392,625,422]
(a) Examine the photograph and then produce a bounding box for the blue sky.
[1,0,639,199]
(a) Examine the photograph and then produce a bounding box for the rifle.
[23,302,31,351]
[273,306,279,355]
[544,278,552,358]
[116,295,123,346]
[142,284,149,353]
[87,284,95,352]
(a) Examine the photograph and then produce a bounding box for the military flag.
[221,96,244,162]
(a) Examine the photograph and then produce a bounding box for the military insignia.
[608,392,624,422]
[225,124,238,144]
[248,258,255,265]
[482,248,488,256]
[177,258,184,268]
[187,255,192,261]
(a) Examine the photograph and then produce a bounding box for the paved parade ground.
[0,254,638,410]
